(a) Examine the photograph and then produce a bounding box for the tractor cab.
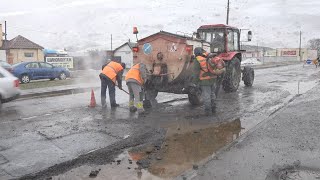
[196,24,251,54]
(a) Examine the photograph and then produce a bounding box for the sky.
[0,0,319,52]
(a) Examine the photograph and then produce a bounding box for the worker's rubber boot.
[137,102,146,116]
[111,103,120,108]
[101,98,107,108]
[211,100,217,113]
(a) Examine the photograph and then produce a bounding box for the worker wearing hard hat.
[192,47,225,115]
[100,60,126,108]
[125,62,148,115]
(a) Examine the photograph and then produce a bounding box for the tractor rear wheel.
[222,57,241,92]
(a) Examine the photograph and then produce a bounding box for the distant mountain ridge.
[1,0,319,52]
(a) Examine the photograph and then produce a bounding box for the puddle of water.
[133,118,241,179]
[53,118,241,179]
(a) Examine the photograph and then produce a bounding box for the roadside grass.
[20,79,75,90]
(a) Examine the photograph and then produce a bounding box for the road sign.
[143,43,152,55]
[306,59,312,64]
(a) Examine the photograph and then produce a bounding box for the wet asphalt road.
[0,64,319,179]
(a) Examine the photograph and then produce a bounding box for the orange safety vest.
[101,61,124,83]
[196,56,213,80]
[125,63,144,85]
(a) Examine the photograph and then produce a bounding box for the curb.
[18,87,100,101]
[253,62,301,69]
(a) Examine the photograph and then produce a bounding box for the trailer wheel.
[144,89,158,108]
[222,57,241,92]
[242,66,254,87]
[188,90,202,106]
[146,89,158,100]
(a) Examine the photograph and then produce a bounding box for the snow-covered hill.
[1,0,319,52]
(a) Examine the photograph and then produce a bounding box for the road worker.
[212,32,225,52]
[100,60,126,108]
[192,47,225,115]
[125,62,148,114]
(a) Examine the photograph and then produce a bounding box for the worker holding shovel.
[100,60,126,108]
[125,62,148,115]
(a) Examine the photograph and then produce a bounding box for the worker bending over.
[125,62,148,115]
[100,61,126,108]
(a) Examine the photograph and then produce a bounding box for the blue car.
[12,62,71,83]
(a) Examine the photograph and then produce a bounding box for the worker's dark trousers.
[100,74,116,107]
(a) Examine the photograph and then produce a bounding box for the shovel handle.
[116,85,129,94]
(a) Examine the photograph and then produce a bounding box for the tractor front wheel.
[242,66,254,87]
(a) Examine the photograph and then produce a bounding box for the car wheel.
[49,78,55,81]
[59,72,67,80]
[20,74,30,83]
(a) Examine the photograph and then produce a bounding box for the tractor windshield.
[198,29,225,53]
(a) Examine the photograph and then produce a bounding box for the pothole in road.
[279,169,320,180]
[266,167,320,180]
[52,118,242,180]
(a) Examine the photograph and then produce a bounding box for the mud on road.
[1,64,319,180]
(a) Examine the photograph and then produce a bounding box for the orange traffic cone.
[89,89,96,108]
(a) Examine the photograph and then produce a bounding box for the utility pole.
[4,21,7,40]
[111,34,113,51]
[226,0,230,25]
[299,31,302,61]
[257,41,260,58]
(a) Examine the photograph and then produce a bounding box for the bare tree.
[308,38,320,55]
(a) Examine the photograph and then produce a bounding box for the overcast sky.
[1,0,319,51]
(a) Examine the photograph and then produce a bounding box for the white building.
[113,42,136,68]
[0,50,5,61]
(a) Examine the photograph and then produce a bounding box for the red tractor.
[132,24,254,105]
